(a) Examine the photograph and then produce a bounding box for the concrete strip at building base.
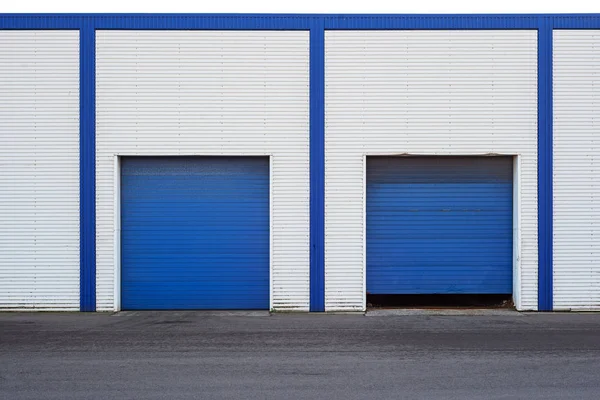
[366,309,523,316]
[113,310,271,317]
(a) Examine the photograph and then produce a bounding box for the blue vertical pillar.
[309,20,325,312]
[538,18,553,311]
[80,21,96,312]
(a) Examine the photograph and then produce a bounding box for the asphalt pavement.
[1,311,599,399]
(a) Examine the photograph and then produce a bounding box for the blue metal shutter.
[366,156,513,294]
[121,157,269,310]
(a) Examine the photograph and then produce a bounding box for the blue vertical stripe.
[538,19,553,311]
[80,23,96,312]
[310,22,325,312]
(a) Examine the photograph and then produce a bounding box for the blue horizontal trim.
[0,14,599,30]
[2,13,600,17]
[0,17,82,29]
[324,16,541,29]
[0,15,313,29]
[553,17,600,28]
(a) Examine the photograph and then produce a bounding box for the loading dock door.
[366,156,513,294]
[120,157,270,310]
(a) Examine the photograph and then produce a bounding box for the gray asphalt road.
[1,311,599,400]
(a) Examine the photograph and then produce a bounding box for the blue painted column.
[309,20,325,312]
[538,18,553,311]
[80,21,96,311]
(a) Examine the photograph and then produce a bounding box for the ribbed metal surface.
[325,30,538,311]
[0,31,80,310]
[121,157,269,310]
[553,30,600,310]
[96,31,310,311]
[367,157,513,294]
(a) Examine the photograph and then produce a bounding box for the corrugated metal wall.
[0,31,80,310]
[96,31,310,311]
[2,22,597,311]
[553,30,600,310]
[325,30,538,311]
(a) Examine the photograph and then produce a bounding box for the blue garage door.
[367,156,513,294]
[121,157,269,310]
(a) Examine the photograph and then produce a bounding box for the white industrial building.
[0,14,599,312]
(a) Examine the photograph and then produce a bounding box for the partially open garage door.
[121,157,269,310]
[366,156,513,295]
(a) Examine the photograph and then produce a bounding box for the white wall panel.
[553,30,600,310]
[0,31,80,310]
[96,31,310,311]
[325,30,538,311]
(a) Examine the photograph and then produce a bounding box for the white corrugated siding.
[325,30,538,311]
[0,31,80,310]
[96,31,310,311]
[553,30,600,310]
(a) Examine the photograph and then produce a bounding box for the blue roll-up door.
[121,157,269,310]
[367,156,513,294]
